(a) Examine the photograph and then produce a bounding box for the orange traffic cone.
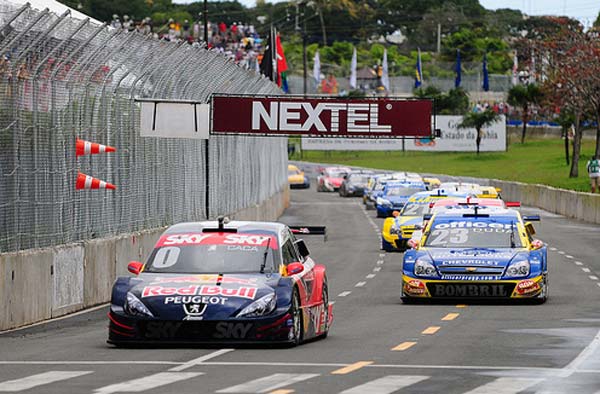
[76,172,116,190]
[76,138,116,156]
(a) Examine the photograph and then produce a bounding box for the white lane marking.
[597,283,600,288]
[340,375,429,394]
[330,301,336,305]
[95,372,202,394]
[217,373,319,393]
[169,349,234,372]
[366,274,376,279]
[373,267,382,272]
[379,254,386,258]
[550,247,557,251]
[0,371,93,392]
[589,276,599,281]
[461,377,543,394]
[558,251,566,255]
[566,255,574,259]
[582,268,591,273]
[355,282,366,287]
[0,303,109,335]
[575,261,583,266]
[562,327,600,377]
[338,291,352,297]
[376,260,384,265]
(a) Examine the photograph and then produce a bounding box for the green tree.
[507,83,543,143]
[458,109,500,155]
[555,111,575,165]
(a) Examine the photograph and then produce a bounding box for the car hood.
[130,273,279,320]
[426,248,526,270]
[325,177,344,186]
[395,216,422,227]
[383,195,410,204]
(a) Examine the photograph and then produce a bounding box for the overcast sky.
[174,0,599,26]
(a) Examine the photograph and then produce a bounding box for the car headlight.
[236,293,277,318]
[124,292,154,318]
[377,197,392,207]
[390,227,401,235]
[414,258,438,277]
[505,260,530,277]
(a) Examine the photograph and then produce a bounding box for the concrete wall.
[0,187,290,331]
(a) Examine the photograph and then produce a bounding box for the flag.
[512,50,518,85]
[414,48,423,88]
[454,49,461,88]
[259,33,273,81]
[349,47,357,89]
[381,48,390,91]
[275,33,289,92]
[313,50,321,84]
[482,53,489,92]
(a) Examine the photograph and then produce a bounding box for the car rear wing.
[290,226,328,242]
[505,201,521,208]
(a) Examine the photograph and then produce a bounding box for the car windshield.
[349,175,369,183]
[401,203,431,216]
[144,233,280,274]
[423,219,523,248]
[385,187,423,197]
[327,170,346,178]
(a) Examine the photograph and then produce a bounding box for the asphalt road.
[1,166,600,394]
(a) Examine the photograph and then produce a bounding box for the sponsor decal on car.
[183,303,207,320]
[433,222,514,230]
[429,283,512,297]
[151,275,258,285]
[164,295,228,305]
[440,275,502,281]
[438,259,502,266]
[142,285,258,300]
[213,322,253,339]
[156,233,278,249]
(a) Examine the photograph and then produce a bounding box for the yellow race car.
[423,177,441,190]
[288,164,310,189]
[477,186,502,199]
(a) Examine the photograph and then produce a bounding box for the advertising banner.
[211,95,433,138]
[301,115,506,152]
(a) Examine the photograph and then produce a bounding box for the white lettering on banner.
[252,101,392,133]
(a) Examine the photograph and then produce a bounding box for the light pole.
[203,0,208,44]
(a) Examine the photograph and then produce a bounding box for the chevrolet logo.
[466,267,477,272]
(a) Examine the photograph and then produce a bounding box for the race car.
[381,190,471,252]
[339,170,373,197]
[108,218,332,345]
[401,207,547,303]
[423,177,441,190]
[317,166,351,192]
[438,182,482,193]
[288,164,310,189]
[375,180,427,217]
[430,197,519,214]
[477,186,502,199]
[364,173,418,210]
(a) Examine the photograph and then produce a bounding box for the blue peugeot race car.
[402,207,548,303]
[108,219,332,346]
[375,181,427,218]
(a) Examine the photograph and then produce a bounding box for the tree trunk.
[570,114,583,178]
[521,103,528,144]
[476,127,481,155]
[564,127,570,165]
[596,110,600,158]
[318,7,327,46]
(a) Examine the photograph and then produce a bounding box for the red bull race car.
[108,218,332,346]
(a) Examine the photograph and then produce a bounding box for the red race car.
[317,166,351,192]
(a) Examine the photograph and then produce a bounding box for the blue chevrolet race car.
[108,219,332,346]
[375,180,427,217]
[402,207,548,303]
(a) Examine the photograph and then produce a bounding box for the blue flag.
[415,48,423,88]
[482,53,489,92]
[455,49,461,88]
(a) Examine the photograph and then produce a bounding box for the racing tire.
[290,288,304,346]
[319,280,330,339]
[532,276,548,304]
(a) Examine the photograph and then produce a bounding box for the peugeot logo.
[183,303,207,320]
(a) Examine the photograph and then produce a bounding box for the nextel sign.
[211,95,433,138]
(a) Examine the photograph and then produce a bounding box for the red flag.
[275,34,288,87]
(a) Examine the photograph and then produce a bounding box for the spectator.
[587,155,600,193]
[320,74,338,94]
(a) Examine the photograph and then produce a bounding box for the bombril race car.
[402,207,547,303]
[108,219,332,345]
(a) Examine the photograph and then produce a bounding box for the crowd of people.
[109,15,262,71]
[472,101,512,115]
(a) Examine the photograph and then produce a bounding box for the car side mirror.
[128,261,143,275]
[287,262,304,276]
[525,222,536,235]
[392,210,400,217]
[294,239,310,258]
[531,239,543,250]
[407,239,419,249]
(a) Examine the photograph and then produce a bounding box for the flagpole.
[302,1,307,95]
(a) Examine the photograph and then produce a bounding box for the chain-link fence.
[0,3,287,253]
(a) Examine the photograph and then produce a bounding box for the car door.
[282,234,314,304]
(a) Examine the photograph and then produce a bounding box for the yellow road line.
[391,341,417,351]
[442,313,460,321]
[422,326,441,335]
[270,390,294,394]
[456,304,468,308]
[331,361,373,375]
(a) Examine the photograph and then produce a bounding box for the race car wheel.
[532,275,548,304]
[290,289,303,346]
[320,281,329,338]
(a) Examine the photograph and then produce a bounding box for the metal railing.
[0,3,287,252]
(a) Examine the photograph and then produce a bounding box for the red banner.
[211,95,433,138]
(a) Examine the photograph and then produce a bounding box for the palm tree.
[507,83,544,143]
[458,109,501,155]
